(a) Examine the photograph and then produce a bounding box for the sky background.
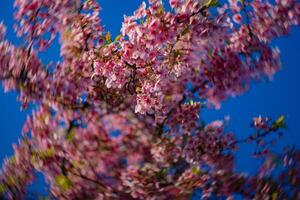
[0,0,300,196]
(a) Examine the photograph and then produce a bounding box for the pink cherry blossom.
[0,0,299,199]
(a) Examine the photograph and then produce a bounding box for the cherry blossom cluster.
[0,0,300,199]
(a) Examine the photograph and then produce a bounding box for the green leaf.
[205,0,220,7]
[71,160,86,169]
[38,195,50,200]
[44,148,55,157]
[55,175,72,191]
[272,191,278,200]
[272,115,286,129]
[181,27,189,36]
[156,168,167,180]
[158,5,164,15]
[66,128,76,142]
[9,156,16,164]
[194,67,200,75]
[0,184,6,193]
[19,82,25,90]
[275,115,285,126]
[208,49,213,57]
[7,176,17,186]
[191,166,201,174]
[104,33,112,44]
[35,148,55,160]
[31,155,37,164]
[114,34,122,43]
[173,50,181,58]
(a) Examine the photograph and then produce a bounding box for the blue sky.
[0,0,300,195]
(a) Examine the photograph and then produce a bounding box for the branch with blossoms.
[0,0,299,199]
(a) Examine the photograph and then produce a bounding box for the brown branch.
[229,126,282,147]
[156,85,203,136]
